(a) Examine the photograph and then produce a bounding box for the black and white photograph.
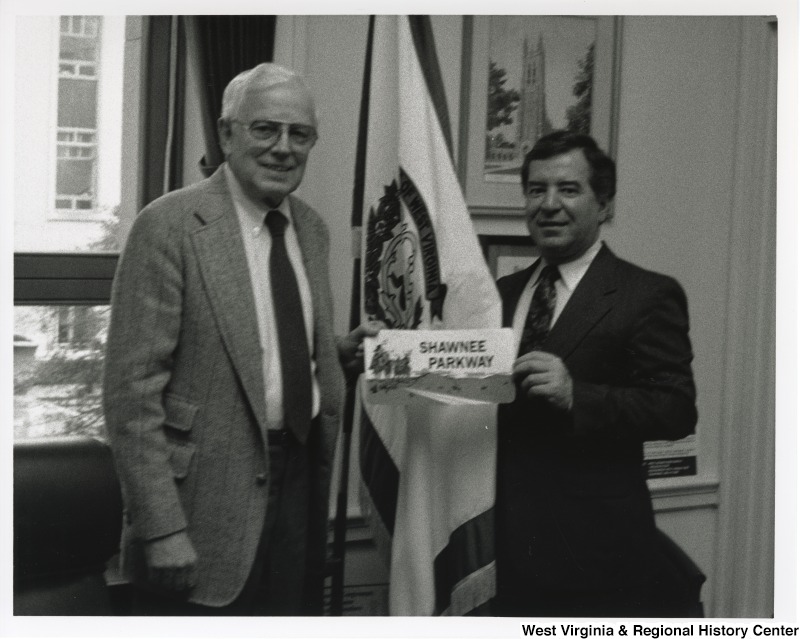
[2,1,796,637]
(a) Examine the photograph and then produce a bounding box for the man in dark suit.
[103,63,375,615]
[493,131,699,617]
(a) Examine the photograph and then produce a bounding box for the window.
[15,15,125,253]
[13,15,139,441]
[55,128,98,212]
[59,15,100,78]
[14,253,117,440]
[15,305,109,440]
[56,16,101,214]
[57,306,99,345]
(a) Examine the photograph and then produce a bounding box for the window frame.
[14,253,117,306]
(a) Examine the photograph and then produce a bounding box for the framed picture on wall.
[480,235,538,279]
[459,16,623,216]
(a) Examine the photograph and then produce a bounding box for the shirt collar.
[533,238,603,292]
[224,162,293,229]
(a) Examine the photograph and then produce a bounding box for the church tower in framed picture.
[517,35,548,158]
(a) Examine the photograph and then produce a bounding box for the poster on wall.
[644,435,698,479]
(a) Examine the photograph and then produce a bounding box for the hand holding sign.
[338,320,386,377]
[513,350,573,411]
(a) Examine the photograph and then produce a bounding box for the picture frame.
[479,234,538,279]
[458,16,624,216]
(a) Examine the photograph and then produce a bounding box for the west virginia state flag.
[355,15,502,615]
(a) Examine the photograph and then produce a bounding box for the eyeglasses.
[231,119,318,149]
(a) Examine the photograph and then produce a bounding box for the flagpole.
[330,14,376,616]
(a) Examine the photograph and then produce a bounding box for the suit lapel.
[189,170,268,433]
[544,244,618,360]
[502,262,538,327]
[290,197,326,345]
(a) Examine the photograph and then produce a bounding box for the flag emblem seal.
[364,169,448,329]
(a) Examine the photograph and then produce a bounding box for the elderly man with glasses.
[103,63,377,615]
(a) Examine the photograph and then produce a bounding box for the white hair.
[220,62,316,124]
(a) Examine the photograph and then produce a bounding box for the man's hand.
[338,320,385,375]
[143,530,198,592]
[513,351,573,411]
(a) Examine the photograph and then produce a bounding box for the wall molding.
[650,475,720,513]
[470,207,528,237]
[711,17,777,618]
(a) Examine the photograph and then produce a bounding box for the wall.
[607,16,743,612]
[13,17,57,249]
[611,16,742,486]
[289,15,370,336]
[611,17,777,617]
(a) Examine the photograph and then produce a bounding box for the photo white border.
[1,1,796,637]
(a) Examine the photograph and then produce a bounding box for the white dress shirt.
[225,164,321,430]
[511,239,604,351]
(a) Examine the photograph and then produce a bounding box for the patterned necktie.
[265,210,312,444]
[518,263,560,355]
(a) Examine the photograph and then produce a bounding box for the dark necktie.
[518,263,560,355]
[265,210,312,444]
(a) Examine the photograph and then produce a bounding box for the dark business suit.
[103,167,344,611]
[494,243,698,617]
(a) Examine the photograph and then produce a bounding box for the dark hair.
[520,130,616,204]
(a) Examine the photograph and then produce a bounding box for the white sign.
[644,434,699,478]
[363,328,516,405]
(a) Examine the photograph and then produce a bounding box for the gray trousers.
[131,428,313,616]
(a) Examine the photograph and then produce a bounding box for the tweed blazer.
[102,167,344,606]
[494,244,698,600]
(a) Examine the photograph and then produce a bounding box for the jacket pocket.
[163,393,198,432]
[168,443,195,480]
[163,394,198,479]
